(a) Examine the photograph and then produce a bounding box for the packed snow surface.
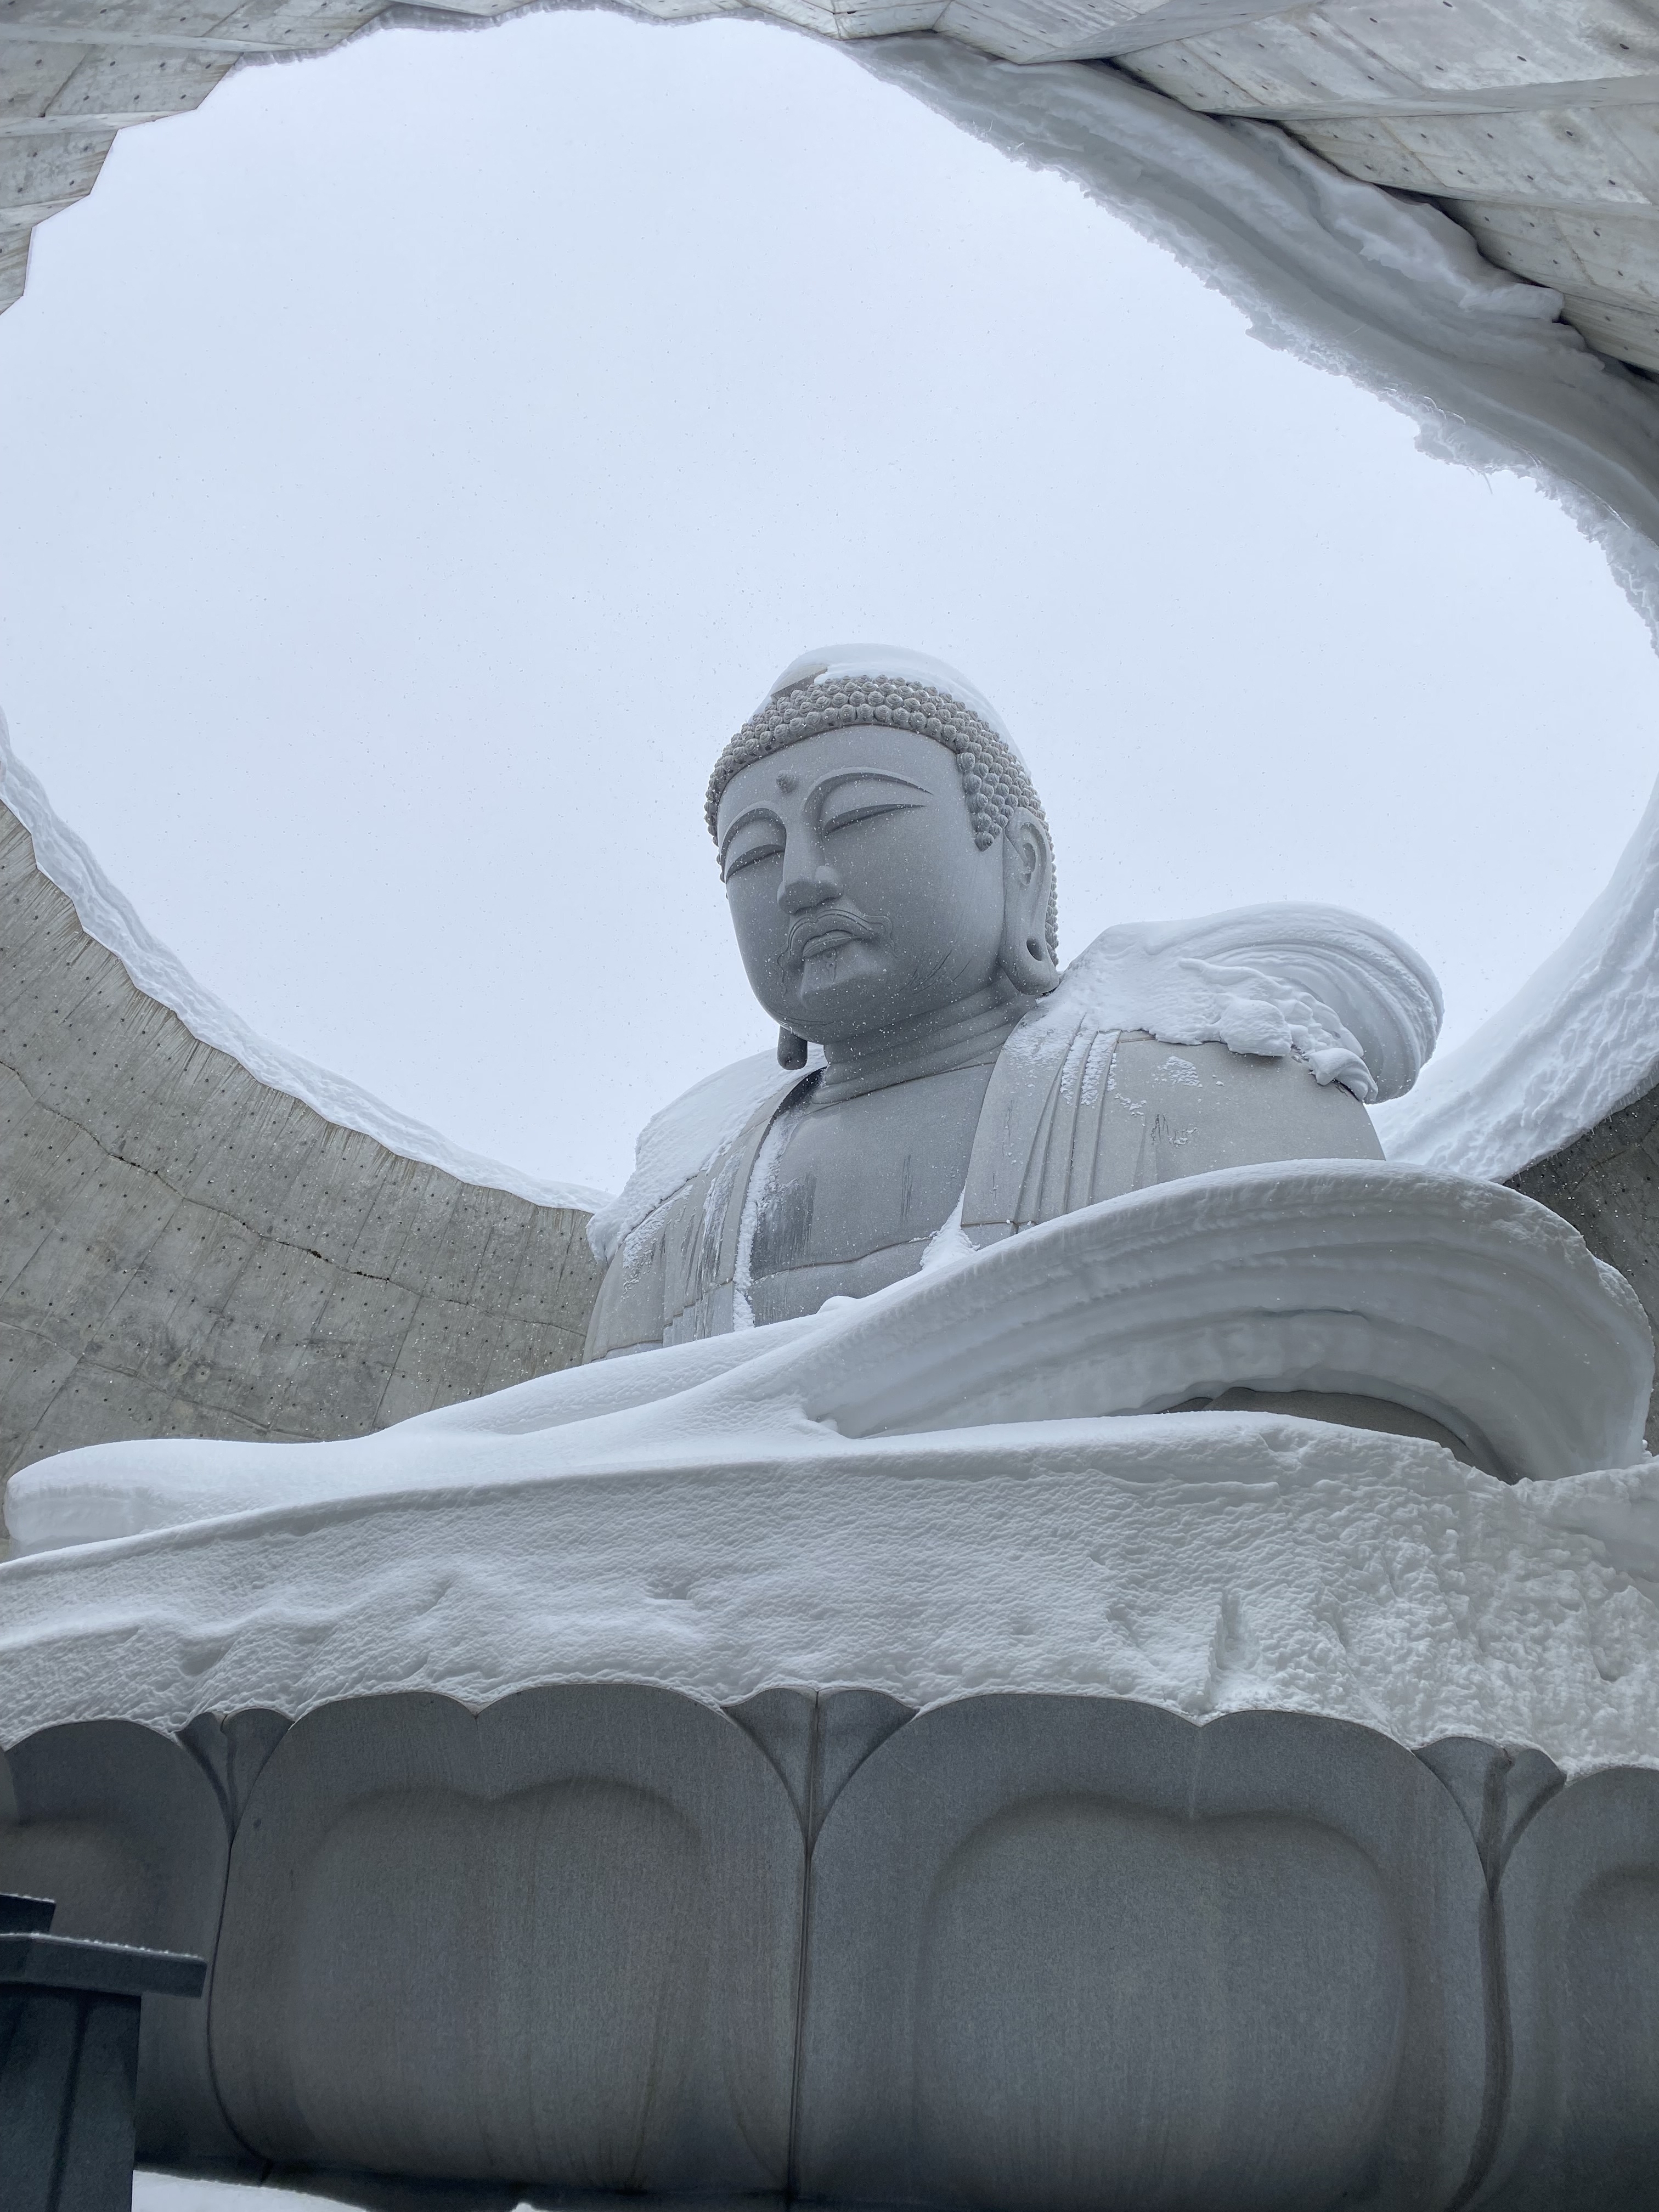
[134,2181,543,2211]
[6,1412,1659,1776]
[135,2180,363,2210]
[5,1164,1655,1774]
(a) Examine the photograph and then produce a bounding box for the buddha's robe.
[581,907,1430,1361]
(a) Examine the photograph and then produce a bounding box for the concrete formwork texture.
[0,800,603,1502]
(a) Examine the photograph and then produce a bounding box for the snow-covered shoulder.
[587,1045,822,1266]
[1029,904,1442,1104]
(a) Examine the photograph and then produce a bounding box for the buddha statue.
[584,646,1443,1361]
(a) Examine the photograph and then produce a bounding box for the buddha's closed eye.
[820,797,926,836]
[723,833,783,878]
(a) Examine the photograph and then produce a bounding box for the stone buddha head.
[707,647,1061,1057]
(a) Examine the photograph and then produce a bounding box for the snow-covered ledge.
[5,1162,1655,1773]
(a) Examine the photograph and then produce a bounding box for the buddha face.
[716,723,1012,1045]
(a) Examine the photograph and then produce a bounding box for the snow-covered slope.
[1374,775,1659,1178]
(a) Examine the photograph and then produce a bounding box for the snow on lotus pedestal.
[2,1159,1658,2211]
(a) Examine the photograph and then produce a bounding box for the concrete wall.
[10,1,1659,381]
[0,802,602,1494]
[1511,1083,1659,1451]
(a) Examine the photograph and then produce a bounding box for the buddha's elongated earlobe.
[998,808,1059,996]
[777,1027,810,1070]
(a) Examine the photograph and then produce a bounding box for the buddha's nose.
[778,843,838,910]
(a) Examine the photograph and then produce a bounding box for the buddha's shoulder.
[586,1048,805,1270]
[1103,1032,1383,1168]
[960,907,1440,1234]
[1013,902,1443,1109]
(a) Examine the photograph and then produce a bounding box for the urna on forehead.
[704,644,1051,861]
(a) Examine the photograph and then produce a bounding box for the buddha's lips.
[788,910,877,963]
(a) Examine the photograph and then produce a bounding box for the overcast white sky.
[1,8,1657,1196]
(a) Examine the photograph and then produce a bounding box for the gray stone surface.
[1,1983,143,2211]
[1476,1765,1659,2211]
[0,1718,236,2160]
[794,1695,1492,2212]
[208,1685,803,2191]
[0,802,602,1504]
[724,1685,916,1843]
[590,663,1424,1360]
[1417,1737,1566,1893]
[17,1685,1659,2207]
[1,1890,207,2212]
[1511,1075,1659,1448]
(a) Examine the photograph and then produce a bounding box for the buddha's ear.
[998,808,1059,996]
